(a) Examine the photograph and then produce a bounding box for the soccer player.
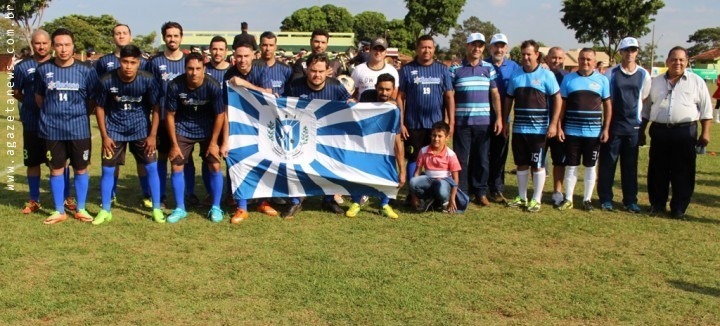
[258,31,293,97]
[224,42,275,223]
[502,40,561,212]
[291,29,329,81]
[93,45,164,224]
[94,23,153,207]
[13,30,53,214]
[204,35,231,206]
[283,53,352,219]
[558,48,612,211]
[34,28,99,224]
[345,73,405,219]
[350,37,399,100]
[544,46,570,207]
[397,35,454,204]
[165,52,226,223]
[449,33,503,207]
[149,22,186,207]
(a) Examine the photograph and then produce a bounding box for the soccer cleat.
[381,204,399,219]
[322,201,344,215]
[333,194,344,205]
[601,202,614,211]
[358,195,370,206]
[208,206,224,223]
[506,196,527,208]
[166,208,188,224]
[583,201,594,212]
[552,192,564,208]
[489,191,507,204]
[230,208,249,224]
[92,210,113,225]
[417,198,435,212]
[558,199,573,211]
[281,203,301,219]
[526,199,541,212]
[21,200,42,214]
[257,201,278,216]
[625,203,641,214]
[74,209,94,222]
[64,197,77,211]
[142,196,153,209]
[346,203,361,218]
[152,208,165,223]
[43,211,67,225]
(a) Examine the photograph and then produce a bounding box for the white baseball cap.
[466,33,486,44]
[619,37,640,50]
[490,33,509,45]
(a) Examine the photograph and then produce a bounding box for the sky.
[40,0,719,58]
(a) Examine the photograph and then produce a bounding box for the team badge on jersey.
[110,87,119,93]
[107,62,115,69]
[589,82,601,91]
[45,72,54,78]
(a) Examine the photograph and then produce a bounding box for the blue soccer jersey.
[223,65,273,104]
[167,75,225,139]
[95,70,161,141]
[205,62,230,89]
[560,71,611,138]
[399,60,453,129]
[506,65,560,135]
[148,54,185,118]
[265,61,293,96]
[94,53,150,76]
[35,60,98,140]
[12,58,43,131]
[285,77,351,101]
[450,60,497,126]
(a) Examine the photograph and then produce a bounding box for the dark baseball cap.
[371,37,388,50]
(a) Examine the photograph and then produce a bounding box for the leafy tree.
[280,5,353,33]
[560,0,664,64]
[637,42,658,68]
[509,41,546,63]
[353,11,387,43]
[404,0,466,37]
[0,0,51,46]
[686,27,720,57]
[42,14,119,53]
[0,17,27,51]
[133,31,157,53]
[386,18,416,54]
[448,16,500,58]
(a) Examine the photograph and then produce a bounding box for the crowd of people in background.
[10,19,716,226]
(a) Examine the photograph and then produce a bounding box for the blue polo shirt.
[484,57,520,121]
[450,59,497,126]
[399,60,453,129]
[560,71,611,138]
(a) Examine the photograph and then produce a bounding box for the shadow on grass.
[668,280,720,298]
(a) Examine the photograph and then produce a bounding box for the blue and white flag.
[226,85,400,200]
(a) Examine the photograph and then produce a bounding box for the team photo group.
[12,19,714,226]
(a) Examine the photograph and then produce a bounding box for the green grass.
[1,73,719,324]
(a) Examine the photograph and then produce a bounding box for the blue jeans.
[597,133,639,206]
[409,175,451,203]
[453,125,491,197]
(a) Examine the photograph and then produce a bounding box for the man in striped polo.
[397,35,455,207]
[93,45,164,224]
[34,28,99,224]
[449,32,502,207]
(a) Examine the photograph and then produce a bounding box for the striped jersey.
[560,71,611,138]
[34,60,98,140]
[484,57,520,120]
[205,62,230,89]
[285,77,351,101]
[167,75,225,139]
[12,58,44,131]
[604,65,651,135]
[94,53,149,76]
[95,70,161,141]
[506,65,560,135]
[223,65,272,104]
[148,53,185,118]
[450,59,497,126]
[264,61,293,96]
[399,60,453,129]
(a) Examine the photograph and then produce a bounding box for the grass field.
[0,73,719,325]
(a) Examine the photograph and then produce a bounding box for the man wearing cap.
[640,46,713,219]
[544,47,569,207]
[484,33,520,204]
[350,37,399,100]
[449,33,502,206]
[397,35,455,206]
[598,37,651,213]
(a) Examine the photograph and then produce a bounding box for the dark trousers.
[597,133,639,206]
[488,132,509,193]
[647,123,697,214]
[453,125,491,197]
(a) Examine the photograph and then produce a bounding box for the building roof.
[691,48,720,61]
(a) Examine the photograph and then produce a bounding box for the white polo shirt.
[642,71,713,124]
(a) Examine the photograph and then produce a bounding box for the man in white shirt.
[351,37,399,100]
